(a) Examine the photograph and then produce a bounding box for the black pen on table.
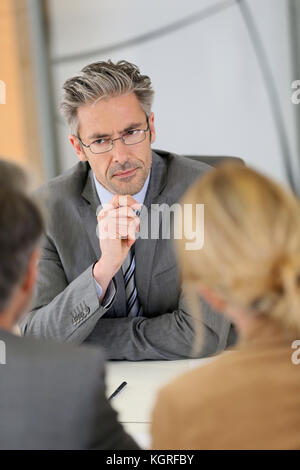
[108,381,127,400]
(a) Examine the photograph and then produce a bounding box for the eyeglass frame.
[76,115,151,155]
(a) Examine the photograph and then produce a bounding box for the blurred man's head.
[0,160,44,331]
[0,159,29,192]
[61,60,156,195]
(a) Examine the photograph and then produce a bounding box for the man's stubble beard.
[108,152,152,195]
[110,166,150,195]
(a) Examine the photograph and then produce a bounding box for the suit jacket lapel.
[135,151,168,314]
[78,169,102,261]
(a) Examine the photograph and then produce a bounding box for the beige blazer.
[151,316,300,449]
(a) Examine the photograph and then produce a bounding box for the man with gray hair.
[0,159,138,449]
[20,60,235,359]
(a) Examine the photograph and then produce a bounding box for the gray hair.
[60,60,155,134]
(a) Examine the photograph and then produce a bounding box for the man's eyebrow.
[87,132,110,141]
[87,122,144,141]
[122,122,144,133]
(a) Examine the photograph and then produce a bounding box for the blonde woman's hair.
[177,163,300,339]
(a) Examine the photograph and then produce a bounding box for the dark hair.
[0,159,29,192]
[0,187,44,311]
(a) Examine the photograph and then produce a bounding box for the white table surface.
[106,357,216,448]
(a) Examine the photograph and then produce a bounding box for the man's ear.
[69,134,88,162]
[21,248,40,295]
[148,112,156,144]
[198,285,227,313]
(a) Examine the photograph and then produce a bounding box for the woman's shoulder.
[157,352,238,409]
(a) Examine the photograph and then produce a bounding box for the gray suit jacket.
[20,149,236,360]
[0,329,138,450]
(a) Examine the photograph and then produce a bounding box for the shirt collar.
[92,169,151,207]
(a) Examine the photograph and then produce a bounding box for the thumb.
[127,238,136,248]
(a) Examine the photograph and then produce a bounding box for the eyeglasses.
[77,117,150,155]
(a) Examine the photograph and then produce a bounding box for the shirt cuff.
[93,277,116,309]
[94,278,103,299]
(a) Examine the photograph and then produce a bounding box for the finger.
[100,219,137,239]
[109,194,140,209]
[106,206,140,219]
[97,202,115,221]
[98,208,137,225]
[127,237,136,248]
[111,217,140,228]
[116,224,130,238]
[128,218,139,241]
[131,202,142,214]
[117,195,138,207]
[110,194,122,209]
[115,219,140,237]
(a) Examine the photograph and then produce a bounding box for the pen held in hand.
[108,381,127,400]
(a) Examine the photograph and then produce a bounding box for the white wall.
[47,0,299,189]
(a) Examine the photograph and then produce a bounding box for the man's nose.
[110,137,129,164]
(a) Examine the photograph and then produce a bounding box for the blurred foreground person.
[152,164,300,450]
[0,160,138,450]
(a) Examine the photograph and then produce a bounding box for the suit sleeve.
[19,234,116,343]
[86,289,232,360]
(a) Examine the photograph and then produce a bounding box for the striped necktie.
[121,245,143,317]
